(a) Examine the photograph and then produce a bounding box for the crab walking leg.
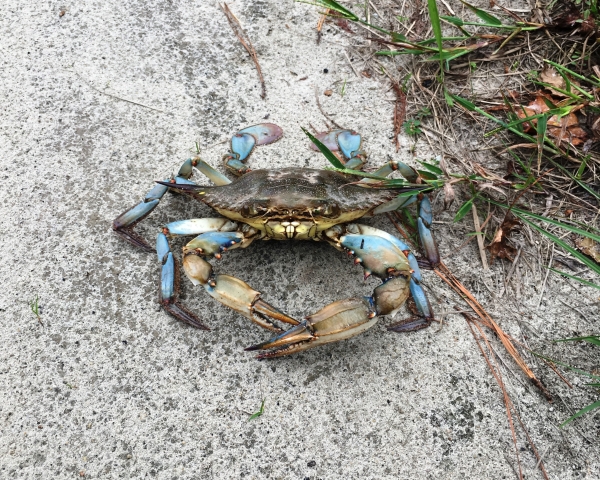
[417,194,440,267]
[247,228,431,359]
[366,159,440,267]
[113,158,204,251]
[155,218,247,329]
[224,123,284,175]
[309,129,367,170]
[156,232,210,330]
[178,231,299,332]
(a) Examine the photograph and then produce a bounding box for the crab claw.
[339,234,411,278]
[238,123,283,146]
[246,298,377,359]
[309,129,365,169]
[226,123,284,175]
[203,274,297,332]
[182,254,297,332]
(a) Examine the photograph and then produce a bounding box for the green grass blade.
[515,213,600,277]
[576,155,590,180]
[530,351,600,380]
[545,157,600,201]
[549,268,600,290]
[297,0,358,20]
[454,198,474,222]
[426,48,471,62]
[555,335,600,346]
[460,0,502,25]
[441,15,464,26]
[302,128,345,169]
[560,400,600,427]
[427,0,444,76]
[417,160,443,175]
[537,113,548,168]
[451,93,568,155]
[484,202,600,243]
[545,59,600,87]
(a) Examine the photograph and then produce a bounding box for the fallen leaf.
[486,214,521,263]
[540,66,565,91]
[576,237,600,263]
[443,182,455,210]
[515,96,588,146]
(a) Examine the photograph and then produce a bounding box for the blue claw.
[310,130,345,151]
[344,157,365,170]
[156,233,170,262]
[165,218,238,237]
[113,199,159,229]
[337,130,361,160]
[409,278,433,320]
[225,158,250,174]
[239,123,283,145]
[340,234,410,278]
[231,133,256,162]
[419,195,433,227]
[225,124,284,175]
[418,217,440,267]
[160,252,175,301]
[185,231,244,257]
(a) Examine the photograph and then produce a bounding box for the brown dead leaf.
[540,67,565,91]
[486,214,521,263]
[576,237,600,263]
[552,3,583,28]
[540,66,581,98]
[515,96,588,146]
[391,81,406,152]
[443,182,455,210]
[335,18,354,34]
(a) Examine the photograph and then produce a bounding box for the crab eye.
[322,204,340,218]
[241,204,266,217]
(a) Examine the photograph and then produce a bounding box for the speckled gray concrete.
[1,1,599,479]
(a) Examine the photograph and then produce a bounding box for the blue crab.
[113,124,439,358]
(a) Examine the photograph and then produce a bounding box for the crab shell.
[194,167,400,240]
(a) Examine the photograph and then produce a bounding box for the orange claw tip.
[354,257,362,264]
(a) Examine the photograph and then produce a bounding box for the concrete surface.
[1,1,598,479]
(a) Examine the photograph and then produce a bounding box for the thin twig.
[435,263,553,401]
[472,204,489,270]
[314,86,344,129]
[344,50,360,78]
[391,81,407,152]
[221,3,266,99]
[73,71,166,113]
[536,243,554,310]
